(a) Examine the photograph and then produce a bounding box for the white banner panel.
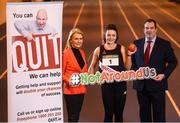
[7,2,63,122]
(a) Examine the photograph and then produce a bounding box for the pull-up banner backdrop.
[7,2,63,122]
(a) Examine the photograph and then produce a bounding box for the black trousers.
[64,94,84,122]
[137,90,165,122]
[102,82,127,122]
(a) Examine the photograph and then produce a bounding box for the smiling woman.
[62,28,88,122]
[71,33,83,49]
[88,24,135,122]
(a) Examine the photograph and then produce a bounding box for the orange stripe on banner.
[88,0,104,62]
[166,91,180,117]
[73,2,85,28]
[0,35,6,42]
[63,2,68,8]
[149,0,180,23]
[167,1,180,8]
[99,0,104,42]
[0,35,7,79]
[0,69,7,80]
[116,0,138,40]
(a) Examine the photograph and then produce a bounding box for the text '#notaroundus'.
[70,67,157,85]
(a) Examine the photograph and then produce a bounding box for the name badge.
[102,55,119,66]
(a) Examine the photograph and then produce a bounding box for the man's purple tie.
[144,41,152,66]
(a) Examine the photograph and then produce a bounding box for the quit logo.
[11,34,61,72]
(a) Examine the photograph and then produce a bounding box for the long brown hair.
[103,24,119,44]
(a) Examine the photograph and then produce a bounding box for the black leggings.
[102,82,126,122]
[64,94,84,122]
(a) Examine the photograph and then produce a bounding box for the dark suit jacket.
[132,37,178,91]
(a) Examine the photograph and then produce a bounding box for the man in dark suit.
[130,19,178,122]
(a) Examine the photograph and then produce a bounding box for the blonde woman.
[62,28,87,122]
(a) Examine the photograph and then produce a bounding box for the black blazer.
[132,37,178,91]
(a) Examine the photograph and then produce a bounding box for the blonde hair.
[64,28,84,51]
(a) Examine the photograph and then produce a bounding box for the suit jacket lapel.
[137,39,145,67]
[149,37,159,65]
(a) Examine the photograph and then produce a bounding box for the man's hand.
[26,33,34,41]
[50,32,58,37]
[153,74,165,81]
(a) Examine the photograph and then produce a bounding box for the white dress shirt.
[14,20,56,38]
[144,36,157,56]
